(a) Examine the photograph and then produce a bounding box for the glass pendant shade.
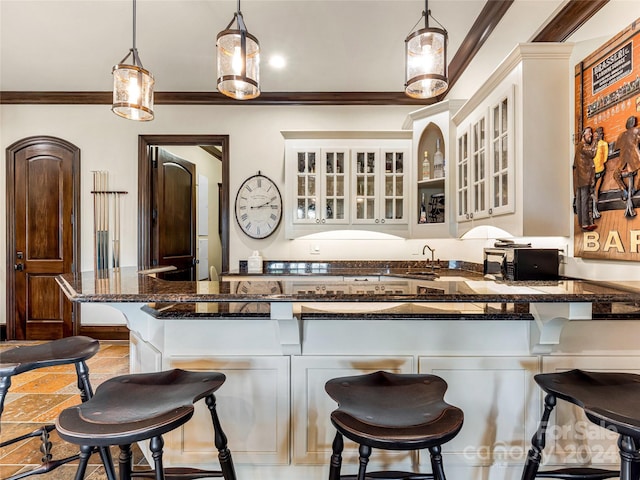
[112,61,155,121]
[216,13,260,100]
[405,25,448,99]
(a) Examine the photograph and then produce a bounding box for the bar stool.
[325,370,464,480]
[522,369,640,480]
[0,336,114,479]
[55,368,236,480]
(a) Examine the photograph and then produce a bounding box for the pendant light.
[216,0,260,100]
[405,0,448,99]
[112,0,154,121]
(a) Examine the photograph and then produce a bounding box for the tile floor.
[0,340,147,479]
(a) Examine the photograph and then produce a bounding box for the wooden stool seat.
[56,369,236,480]
[0,335,99,378]
[522,369,640,480]
[0,336,109,480]
[325,371,463,480]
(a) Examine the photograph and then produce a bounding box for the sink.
[434,276,469,282]
[404,271,439,278]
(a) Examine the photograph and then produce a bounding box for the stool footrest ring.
[129,466,227,479]
[535,467,620,480]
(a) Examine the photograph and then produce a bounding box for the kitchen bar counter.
[57,266,640,305]
[56,268,640,480]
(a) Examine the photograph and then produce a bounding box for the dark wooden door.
[152,147,197,281]
[6,137,80,340]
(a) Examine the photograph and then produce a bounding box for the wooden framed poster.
[574,18,640,260]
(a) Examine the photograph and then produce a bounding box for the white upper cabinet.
[282,131,412,239]
[403,100,466,238]
[452,43,573,237]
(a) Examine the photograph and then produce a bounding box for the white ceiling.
[0,0,637,96]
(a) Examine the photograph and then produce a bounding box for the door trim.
[138,135,230,273]
[5,136,81,339]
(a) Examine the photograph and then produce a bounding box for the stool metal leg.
[522,393,556,480]
[206,394,237,480]
[329,431,344,480]
[356,444,371,480]
[429,445,446,480]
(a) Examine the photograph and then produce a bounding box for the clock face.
[235,174,283,239]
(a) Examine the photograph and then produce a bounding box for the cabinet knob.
[470,213,474,219]
[316,219,320,224]
[381,219,385,223]
[488,208,493,214]
[465,214,470,219]
[375,219,380,223]
[321,218,326,224]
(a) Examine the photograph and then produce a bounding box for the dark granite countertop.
[56,266,640,305]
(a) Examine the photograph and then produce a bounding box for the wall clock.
[234,173,283,239]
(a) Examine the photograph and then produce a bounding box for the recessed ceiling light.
[269,55,287,69]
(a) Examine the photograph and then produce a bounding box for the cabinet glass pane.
[308,199,316,219]
[493,106,499,138]
[385,177,393,196]
[396,153,403,173]
[366,199,375,219]
[336,177,344,196]
[357,153,365,173]
[367,153,376,172]
[385,153,393,173]
[502,99,508,132]
[494,176,500,208]
[297,176,305,196]
[502,173,508,205]
[326,176,334,196]
[336,199,344,219]
[493,140,500,171]
[326,152,334,173]
[336,154,344,174]
[356,177,365,196]
[396,177,403,196]
[326,200,334,219]
[297,199,305,219]
[502,137,508,170]
[356,199,364,218]
[308,154,316,173]
[366,176,374,195]
[396,199,403,219]
[385,199,393,219]
[308,176,315,196]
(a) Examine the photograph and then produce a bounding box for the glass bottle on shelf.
[422,151,431,180]
[419,193,427,223]
[433,138,444,178]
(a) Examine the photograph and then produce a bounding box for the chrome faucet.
[422,244,436,271]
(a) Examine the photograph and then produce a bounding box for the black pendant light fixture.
[112,0,155,121]
[216,0,260,100]
[405,0,448,99]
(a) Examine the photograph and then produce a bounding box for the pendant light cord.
[132,0,137,51]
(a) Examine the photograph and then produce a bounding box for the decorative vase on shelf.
[433,139,444,179]
[422,151,431,180]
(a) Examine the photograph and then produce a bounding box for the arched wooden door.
[6,136,80,340]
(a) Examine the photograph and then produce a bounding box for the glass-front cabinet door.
[352,147,407,225]
[294,148,319,224]
[456,128,470,222]
[353,149,378,223]
[293,148,349,225]
[489,90,514,216]
[382,149,406,224]
[471,114,488,219]
[322,149,349,224]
